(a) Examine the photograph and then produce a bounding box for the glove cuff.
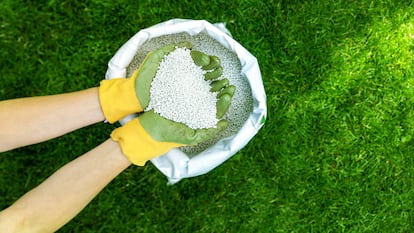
[99,76,143,123]
[110,118,183,166]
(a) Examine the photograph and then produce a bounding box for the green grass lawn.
[1,0,414,232]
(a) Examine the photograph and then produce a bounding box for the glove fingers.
[216,93,233,118]
[190,50,222,70]
[190,50,211,66]
[217,85,236,98]
[147,44,176,62]
[190,119,228,144]
[210,78,229,92]
[215,84,236,118]
[204,67,223,80]
[140,110,203,145]
[189,50,223,80]
[140,110,229,145]
[202,56,221,70]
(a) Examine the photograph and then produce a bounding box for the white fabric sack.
[105,19,267,184]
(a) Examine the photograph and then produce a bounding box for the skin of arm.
[0,87,105,152]
[0,139,131,233]
[0,87,132,232]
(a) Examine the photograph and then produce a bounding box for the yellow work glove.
[110,113,229,166]
[99,42,202,123]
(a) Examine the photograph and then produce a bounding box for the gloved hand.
[98,42,224,123]
[111,84,235,166]
[109,47,236,166]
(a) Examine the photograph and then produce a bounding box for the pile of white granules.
[128,32,253,155]
[146,47,218,129]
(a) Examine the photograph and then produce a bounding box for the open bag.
[105,19,267,184]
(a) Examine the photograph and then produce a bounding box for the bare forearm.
[0,88,105,152]
[0,139,131,233]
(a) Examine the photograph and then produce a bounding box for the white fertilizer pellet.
[147,48,218,129]
[128,32,253,155]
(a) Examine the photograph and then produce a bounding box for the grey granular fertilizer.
[128,32,253,155]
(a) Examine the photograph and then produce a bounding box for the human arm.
[0,139,131,233]
[0,88,105,152]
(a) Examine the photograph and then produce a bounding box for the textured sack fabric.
[106,19,267,184]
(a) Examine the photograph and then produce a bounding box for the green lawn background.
[1,0,414,232]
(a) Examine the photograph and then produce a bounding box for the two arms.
[0,88,132,233]
[0,43,233,233]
